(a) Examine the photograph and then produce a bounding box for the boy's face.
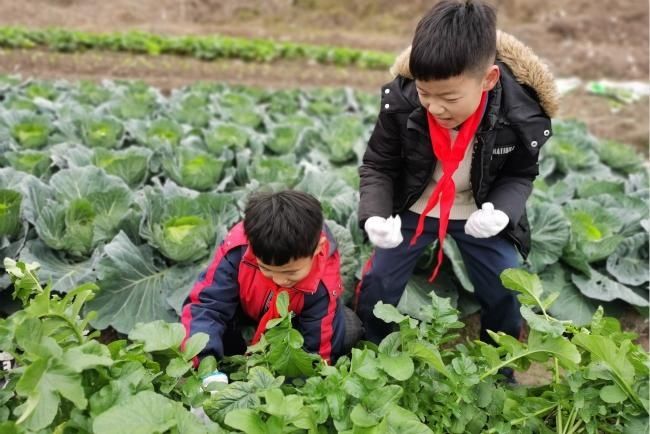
[415,65,500,130]
[256,236,326,288]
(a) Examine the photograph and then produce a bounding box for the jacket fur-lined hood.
[389,30,559,118]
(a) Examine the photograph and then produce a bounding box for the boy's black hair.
[243,190,323,266]
[409,0,497,81]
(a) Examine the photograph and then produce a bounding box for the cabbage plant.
[161,147,225,191]
[33,167,135,257]
[10,115,52,149]
[80,115,124,148]
[140,185,239,263]
[92,146,153,188]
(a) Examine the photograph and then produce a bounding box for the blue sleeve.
[182,245,245,359]
[295,282,345,363]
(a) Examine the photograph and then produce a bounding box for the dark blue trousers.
[356,211,522,344]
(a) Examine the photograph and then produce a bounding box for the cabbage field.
[0,76,647,330]
[0,75,648,433]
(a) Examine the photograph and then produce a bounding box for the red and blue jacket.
[181,222,346,363]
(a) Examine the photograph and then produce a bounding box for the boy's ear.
[481,64,500,91]
[314,236,327,256]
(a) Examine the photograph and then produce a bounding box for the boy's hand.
[364,215,403,249]
[464,202,509,238]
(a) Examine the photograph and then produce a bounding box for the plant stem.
[509,404,557,426]
[40,313,84,343]
[556,403,564,434]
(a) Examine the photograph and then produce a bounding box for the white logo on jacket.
[492,145,515,155]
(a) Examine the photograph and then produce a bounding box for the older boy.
[356,0,558,350]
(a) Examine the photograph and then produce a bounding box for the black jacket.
[358,58,555,258]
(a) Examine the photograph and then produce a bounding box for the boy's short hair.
[409,0,497,81]
[243,190,323,266]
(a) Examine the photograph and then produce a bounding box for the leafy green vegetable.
[4,150,51,177]
[140,185,239,263]
[204,123,249,154]
[0,189,22,238]
[80,115,124,148]
[92,146,153,188]
[162,147,225,191]
[10,115,52,149]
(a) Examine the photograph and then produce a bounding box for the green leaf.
[407,341,451,378]
[204,123,249,154]
[166,357,191,378]
[0,189,22,239]
[93,390,207,434]
[80,115,124,148]
[33,167,135,257]
[295,167,357,223]
[362,385,403,415]
[500,268,544,309]
[265,123,302,155]
[276,291,289,317]
[62,341,113,372]
[350,404,379,427]
[573,333,643,410]
[544,121,600,173]
[140,187,238,264]
[442,237,475,292]
[377,405,434,434]
[488,328,581,372]
[373,302,408,324]
[92,146,153,188]
[247,366,284,390]
[320,115,365,164]
[623,416,649,434]
[572,268,649,307]
[162,147,225,191]
[539,264,598,326]
[86,232,194,333]
[606,233,649,286]
[247,155,302,188]
[10,114,52,149]
[350,348,381,380]
[204,381,260,424]
[378,353,414,381]
[128,320,186,352]
[16,359,87,431]
[519,306,565,337]
[594,139,644,173]
[565,199,624,262]
[19,239,103,294]
[265,327,319,377]
[183,332,209,361]
[527,200,570,273]
[600,384,628,403]
[224,409,268,434]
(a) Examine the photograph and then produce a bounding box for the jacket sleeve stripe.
[180,246,227,345]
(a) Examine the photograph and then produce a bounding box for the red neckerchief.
[251,239,328,344]
[409,92,487,282]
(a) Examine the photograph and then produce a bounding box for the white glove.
[464,202,509,238]
[364,215,403,249]
[201,370,228,393]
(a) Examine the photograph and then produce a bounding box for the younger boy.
[182,190,361,381]
[357,0,558,347]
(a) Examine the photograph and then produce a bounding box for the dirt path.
[1,0,647,80]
